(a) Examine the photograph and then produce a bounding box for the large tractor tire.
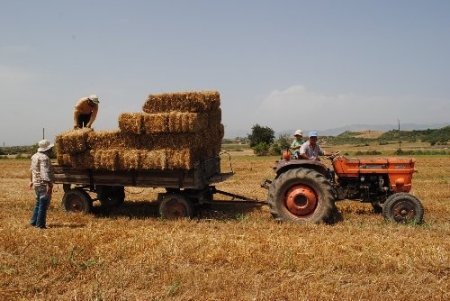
[268,168,335,223]
[62,188,93,213]
[383,192,424,224]
[159,193,194,219]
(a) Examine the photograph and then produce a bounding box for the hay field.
[1,155,450,301]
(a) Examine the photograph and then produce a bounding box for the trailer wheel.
[159,194,193,219]
[383,193,424,224]
[62,189,93,213]
[268,168,335,223]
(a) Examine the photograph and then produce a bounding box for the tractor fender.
[274,159,328,178]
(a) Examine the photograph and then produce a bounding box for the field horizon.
[1,152,449,300]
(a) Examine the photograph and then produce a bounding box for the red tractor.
[262,152,424,224]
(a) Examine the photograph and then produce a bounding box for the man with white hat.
[73,94,100,129]
[299,130,327,161]
[290,129,304,158]
[29,139,55,229]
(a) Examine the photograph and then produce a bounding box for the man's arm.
[86,105,98,128]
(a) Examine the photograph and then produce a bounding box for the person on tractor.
[299,130,327,161]
[73,94,100,129]
[290,129,304,158]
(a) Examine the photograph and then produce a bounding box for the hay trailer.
[53,157,261,218]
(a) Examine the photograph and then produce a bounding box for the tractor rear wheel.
[268,168,335,223]
[62,188,93,213]
[159,193,194,219]
[383,193,424,224]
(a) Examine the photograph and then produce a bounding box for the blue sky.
[1,0,449,145]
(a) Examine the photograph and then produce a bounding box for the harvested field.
[1,155,449,300]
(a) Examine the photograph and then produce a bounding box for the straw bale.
[87,131,139,150]
[208,108,222,127]
[117,149,141,170]
[118,113,143,134]
[166,148,194,170]
[55,128,92,155]
[92,149,119,170]
[142,113,168,134]
[142,91,220,113]
[140,149,167,170]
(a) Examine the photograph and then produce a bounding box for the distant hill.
[320,122,450,136]
[323,126,450,146]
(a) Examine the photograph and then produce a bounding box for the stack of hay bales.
[56,91,223,171]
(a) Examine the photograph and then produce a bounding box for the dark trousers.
[77,113,91,128]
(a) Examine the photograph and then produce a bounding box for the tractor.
[262,152,424,224]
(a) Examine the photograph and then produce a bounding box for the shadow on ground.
[91,200,264,221]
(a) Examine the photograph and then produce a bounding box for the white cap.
[294,129,303,137]
[37,139,54,152]
[88,94,99,104]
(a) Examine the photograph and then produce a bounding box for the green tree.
[247,124,275,147]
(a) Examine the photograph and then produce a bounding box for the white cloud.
[253,85,449,132]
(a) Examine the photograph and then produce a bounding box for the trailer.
[53,156,264,218]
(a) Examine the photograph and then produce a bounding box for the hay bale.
[117,149,141,170]
[142,91,220,113]
[118,113,143,134]
[87,131,139,150]
[55,128,92,155]
[166,148,194,170]
[92,149,119,170]
[142,113,168,134]
[140,149,167,170]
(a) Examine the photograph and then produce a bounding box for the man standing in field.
[299,131,327,161]
[73,94,100,129]
[29,139,55,229]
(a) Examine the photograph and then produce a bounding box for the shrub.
[253,142,270,156]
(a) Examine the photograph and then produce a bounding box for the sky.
[1,0,450,145]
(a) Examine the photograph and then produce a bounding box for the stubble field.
[1,153,450,300]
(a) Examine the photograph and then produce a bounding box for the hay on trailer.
[92,149,119,170]
[87,131,139,150]
[55,128,92,155]
[208,108,222,127]
[142,91,220,113]
[118,113,143,135]
[140,149,167,170]
[166,148,195,170]
[142,113,168,134]
[117,149,141,170]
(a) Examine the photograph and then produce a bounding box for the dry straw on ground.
[1,156,450,300]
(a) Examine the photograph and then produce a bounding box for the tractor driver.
[73,94,100,129]
[299,131,327,161]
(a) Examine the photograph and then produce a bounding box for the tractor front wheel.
[268,168,335,223]
[383,193,424,224]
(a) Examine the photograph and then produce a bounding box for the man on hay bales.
[73,94,100,129]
